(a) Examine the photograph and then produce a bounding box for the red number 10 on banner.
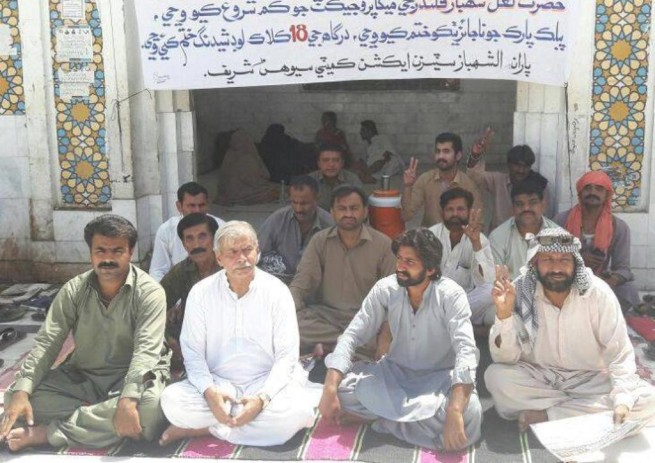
[289,24,308,42]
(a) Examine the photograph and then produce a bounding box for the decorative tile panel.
[50,0,110,206]
[0,0,25,115]
[591,0,651,208]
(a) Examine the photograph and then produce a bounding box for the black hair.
[434,132,463,153]
[84,214,137,250]
[360,120,378,135]
[317,142,346,161]
[440,187,474,210]
[330,184,368,208]
[177,182,209,202]
[392,228,442,280]
[507,145,536,166]
[322,111,337,125]
[289,175,319,194]
[177,213,219,241]
[511,179,545,201]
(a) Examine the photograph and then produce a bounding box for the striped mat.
[30,415,474,462]
[1,330,653,462]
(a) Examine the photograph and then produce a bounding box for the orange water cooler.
[368,190,405,239]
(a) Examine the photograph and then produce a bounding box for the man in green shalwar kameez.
[0,214,170,451]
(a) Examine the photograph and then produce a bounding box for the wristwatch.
[257,392,271,409]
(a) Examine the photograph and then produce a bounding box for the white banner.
[134,0,576,89]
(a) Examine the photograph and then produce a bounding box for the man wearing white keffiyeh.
[485,229,655,434]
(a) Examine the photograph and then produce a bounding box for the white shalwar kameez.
[485,276,655,429]
[160,269,315,446]
[429,223,496,325]
[325,275,482,450]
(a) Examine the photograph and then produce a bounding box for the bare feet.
[159,425,210,446]
[518,410,548,432]
[6,426,49,452]
[312,343,325,359]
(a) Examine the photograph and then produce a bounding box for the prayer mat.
[1,335,654,462]
[17,417,475,462]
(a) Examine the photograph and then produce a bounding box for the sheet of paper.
[55,26,93,61]
[59,82,90,101]
[58,68,94,84]
[62,0,85,20]
[530,412,641,460]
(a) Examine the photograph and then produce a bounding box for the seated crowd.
[1,126,653,455]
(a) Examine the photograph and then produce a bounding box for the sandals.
[0,327,27,351]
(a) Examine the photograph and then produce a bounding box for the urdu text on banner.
[134,0,577,90]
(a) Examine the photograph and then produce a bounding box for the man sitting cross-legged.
[485,229,655,433]
[0,215,170,451]
[318,228,482,451]
[290,184,396,360]
[159,221,315,447]
[160,213,221,369]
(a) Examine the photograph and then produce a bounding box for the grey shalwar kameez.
[325,275,482,450]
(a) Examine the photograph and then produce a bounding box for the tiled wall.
[590,0,651,209]
[50,0,110,207]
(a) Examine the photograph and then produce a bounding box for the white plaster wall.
[0,116,31,272]
[124,0,164,260]
[193,79,517,173]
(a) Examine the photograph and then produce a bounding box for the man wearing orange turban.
[555,171,639,311]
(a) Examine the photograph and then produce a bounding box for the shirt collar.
[431,168,462,182]
[318,170,346,183]
[288,206,323,231]
[326,224,373,243]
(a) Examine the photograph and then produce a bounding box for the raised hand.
[462,208,483,249]
[470,127,495,157]
[403,157,419,187]
[492,265,515,320]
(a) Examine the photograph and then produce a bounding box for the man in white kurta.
[485,229,655,433]
[429,187,495,326]
[159,221,314,446]
[319,229,481,451]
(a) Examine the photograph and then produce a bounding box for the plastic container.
[368,189,405,239]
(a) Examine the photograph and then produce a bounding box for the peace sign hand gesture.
[462,208,483,249]
[492,265,515,320]
[403,157,419,187]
